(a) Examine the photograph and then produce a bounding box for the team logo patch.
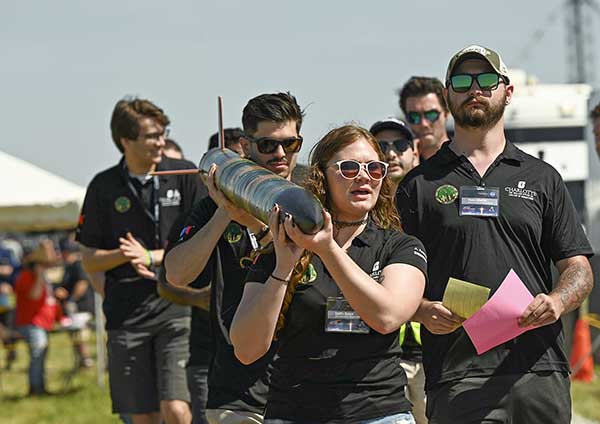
[299,263,317,284]
[224,223,243,244]
[435,184,458,204]
[177,225,194,241]
[114,196,131,213]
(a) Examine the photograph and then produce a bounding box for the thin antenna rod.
[218,96,225,150]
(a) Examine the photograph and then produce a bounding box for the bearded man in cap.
[397,45,594,423]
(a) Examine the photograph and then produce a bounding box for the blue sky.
[2,0,599,185]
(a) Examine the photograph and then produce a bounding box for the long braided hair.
[274,124,401,336]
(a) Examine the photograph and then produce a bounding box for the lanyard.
[124,167,162,249]
[152,175,161,248]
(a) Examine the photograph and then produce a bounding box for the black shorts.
[107,316,191,414]
[426,371,571,424]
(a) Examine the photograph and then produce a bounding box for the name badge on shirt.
[459,186,500,217]
[324,297,370,334]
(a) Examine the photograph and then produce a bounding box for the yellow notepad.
[442,277,491,319]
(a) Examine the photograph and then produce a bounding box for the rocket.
[198,147,324,234]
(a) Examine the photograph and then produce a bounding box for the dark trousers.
[187,365,209,424]
[426,371,571,424]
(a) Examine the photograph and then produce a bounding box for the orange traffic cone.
[570,319,594,382]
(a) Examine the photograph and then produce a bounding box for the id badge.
[324,297,370,334]
[459,186,500,217]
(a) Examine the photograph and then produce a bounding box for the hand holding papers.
[463,269,535,355]
[442,278,491,319]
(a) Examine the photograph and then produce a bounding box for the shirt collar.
[436,138,525,165]
[352,218,379,247]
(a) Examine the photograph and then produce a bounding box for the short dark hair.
[591,102,600,120]
[398,77,448,115]
[164,138,183,154]
[241,92,303,136]
[208,127,245,150]
[110,97,170,153]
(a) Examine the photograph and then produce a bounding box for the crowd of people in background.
[2,43,599,424]
[0,234,96,395]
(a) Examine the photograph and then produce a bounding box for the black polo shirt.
[246,219,427,424]
[397,140,594,390]
[165,197,275,414]
[76,156,207,330]
[164,212,212,368]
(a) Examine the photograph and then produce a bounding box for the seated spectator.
[15,239,61,396]
[55,237,95,368]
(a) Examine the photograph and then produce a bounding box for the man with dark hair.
[77,97,207,424]
[208,128,245,156]
[398,77,450,161]
[591,102,600,158]
[164,92,303,424]
[164,138,184,160]
[398,45,594,424]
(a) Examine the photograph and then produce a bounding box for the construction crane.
[566,0,600,83]
[514,0,599,84]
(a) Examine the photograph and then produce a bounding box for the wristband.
[145,249,153,267]
[270,273,290,284]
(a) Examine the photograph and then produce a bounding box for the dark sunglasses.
[245,135,303,154]
[331,160,388,181]
[449,72,505,93]
[378,139,412,154]
[406,110,441,125]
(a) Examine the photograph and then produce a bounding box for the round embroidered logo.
[114,196,131,213]
[435,184,458,204]
[299,263,317,284]
[224,223,243,244]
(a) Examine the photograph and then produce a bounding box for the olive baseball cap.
[445,45,510,84]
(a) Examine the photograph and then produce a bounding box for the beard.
[449,92,506,130]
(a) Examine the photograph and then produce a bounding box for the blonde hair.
[274,124,401,336]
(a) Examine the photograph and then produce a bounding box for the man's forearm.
[552,256,593,315]
[165,208,230,287]
[81,247,129,274]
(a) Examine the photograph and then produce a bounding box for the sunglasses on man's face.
[406,110,441,125]
[449,72,504,93]
[331,160,389,181]
[378,139,412,154]
[245,135,303,154]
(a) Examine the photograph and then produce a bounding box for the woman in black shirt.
[231,125,427,424]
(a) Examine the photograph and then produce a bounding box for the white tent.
[0,150,86,231]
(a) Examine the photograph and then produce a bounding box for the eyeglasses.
[378,139,412,154]
[331,160,389,181]
[448,72,505,93]
[141,128,170,142]
[245,135,303,154]
[406,110,441,125]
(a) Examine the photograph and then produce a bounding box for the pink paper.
[463,269,535,355]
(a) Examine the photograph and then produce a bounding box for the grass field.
[0,330,120,424]
[1,331,599,423]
